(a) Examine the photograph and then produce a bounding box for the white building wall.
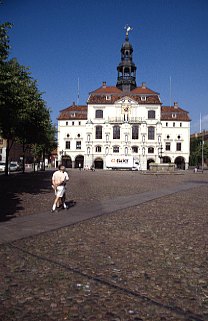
[84,100,163,170]
[161,120,190,168]
[58,101,190,170]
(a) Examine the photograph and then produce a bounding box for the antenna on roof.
[77,77,80,105]
[169,76,172,108]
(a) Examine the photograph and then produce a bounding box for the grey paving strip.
[0,181,202,244]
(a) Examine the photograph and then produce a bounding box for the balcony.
[108,117,143,124]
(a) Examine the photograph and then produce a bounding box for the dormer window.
[141,96,146,101]
[106,95,111,101]
[172,113,176,118]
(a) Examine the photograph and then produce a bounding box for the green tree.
[190,136,208,167]
[0,23,57,174]
[0,22,12,62]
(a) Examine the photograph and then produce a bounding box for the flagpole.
[77,77,80,105]
[200,113,201,133]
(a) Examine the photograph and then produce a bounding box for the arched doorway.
[147,159,155,170]
[94,157,103,169]
[61,155,72,168]
[75,155,84,168]
[175,156,185,169]
[163,156,171,164]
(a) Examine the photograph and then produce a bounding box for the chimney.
[174,102,179,109]
[141,82,146,88]
[102,81,106,88]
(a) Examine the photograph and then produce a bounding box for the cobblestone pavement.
[0,170,208,320]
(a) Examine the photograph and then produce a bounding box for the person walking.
[51,164,68,212]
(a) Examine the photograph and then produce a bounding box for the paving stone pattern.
[0,170,208,320]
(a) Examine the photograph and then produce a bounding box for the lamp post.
[158,145,163,163]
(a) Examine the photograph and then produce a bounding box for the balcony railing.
[108,117,143,124]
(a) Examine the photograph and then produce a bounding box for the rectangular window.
[166,143,171,151]
[176,142,181,151]
[148,110,155,119]
[0,148,2,153]
[113,146,119,153]
[72,121,74,126]
[132,125,138,139]
[166,122,168,127]
[76,141,81,149]
[148,126,155,140]
[66,122,68,125]
[0,139,3,145]
[173,122,175,127]
[132,146,138,153]
[95,110,103,118]
[79,121,81,125]
[113,126,120,139]
[95,126,102,139]
[65,141,70,149]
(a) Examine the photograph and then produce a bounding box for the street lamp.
[158,145,163,163]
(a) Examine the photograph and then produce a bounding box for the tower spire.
[116,25,137,92]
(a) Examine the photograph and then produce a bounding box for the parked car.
[9,161,22,172]
[0,162,6,172]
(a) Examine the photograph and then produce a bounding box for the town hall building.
[57,29,190,170]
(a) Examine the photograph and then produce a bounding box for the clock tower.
[116,26,137,92]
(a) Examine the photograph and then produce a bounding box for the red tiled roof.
[130,86,158,95]
[58,104,87,120]
[88,94,161,104]
[88,84,161,104]
[89,86,122,94]
[161,106,190,121]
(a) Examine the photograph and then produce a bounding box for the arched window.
[148,110,155,119]
[95,126,102,139]
[96,146,101,152]
[148,147,154,153]
[148,126,155,140]
[132,125,139,139]
[95,110,103,118]
[113,125,120,139]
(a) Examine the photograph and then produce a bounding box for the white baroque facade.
[57,31,190,170]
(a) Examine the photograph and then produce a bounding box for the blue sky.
[1,0,208,133]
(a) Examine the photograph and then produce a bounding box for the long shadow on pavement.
[0,171,53,222]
